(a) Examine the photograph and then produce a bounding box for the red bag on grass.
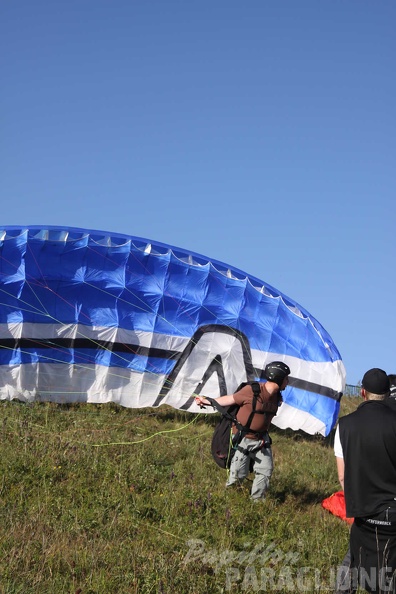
[322,491,354,525]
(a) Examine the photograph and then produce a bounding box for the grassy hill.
[0,395,360,594]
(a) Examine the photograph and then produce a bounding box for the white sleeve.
[333,425,343,458]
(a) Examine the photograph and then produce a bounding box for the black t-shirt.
[339,399,396,518]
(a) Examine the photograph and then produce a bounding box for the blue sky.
[1,1,395,386]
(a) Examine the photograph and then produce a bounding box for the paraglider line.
[88,415,198,447]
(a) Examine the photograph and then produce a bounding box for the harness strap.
[234,433,272,457]
[207,383,277,467]
[206,383,276,440]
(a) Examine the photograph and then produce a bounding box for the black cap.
[361,368,390,395]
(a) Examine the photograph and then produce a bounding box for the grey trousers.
[226,436,273,500]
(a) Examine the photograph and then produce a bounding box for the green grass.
[0,396,361,594]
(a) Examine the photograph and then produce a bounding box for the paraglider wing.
[0,226,345,436]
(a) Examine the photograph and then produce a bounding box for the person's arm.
[195,394,236,408]
[336,457,345,490]
[333,425,345,489]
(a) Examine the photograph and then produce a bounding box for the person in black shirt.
[334,368,396,594]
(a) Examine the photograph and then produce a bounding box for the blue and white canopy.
[0,225,345,436]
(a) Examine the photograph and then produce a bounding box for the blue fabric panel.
[283,388,341,436]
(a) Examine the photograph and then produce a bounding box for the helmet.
[264,361,291,387]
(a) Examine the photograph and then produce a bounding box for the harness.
[208,382,276,469]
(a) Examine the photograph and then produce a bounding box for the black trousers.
[348,507,396,594]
